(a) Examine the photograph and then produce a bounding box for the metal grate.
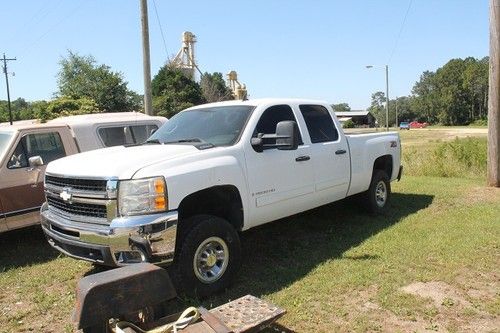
[47,196,107,219]
[45,175,107,192]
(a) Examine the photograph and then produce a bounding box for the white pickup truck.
[41,99,402,296]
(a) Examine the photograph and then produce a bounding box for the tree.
[37,97,99,122]
[151,64,205,118]
[368,91,386,127]
[331,103,351,111]
[200,72,233,103]
[410,57,489,125]
[57,51,141,113]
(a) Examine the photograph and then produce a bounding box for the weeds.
[403,137,487,179]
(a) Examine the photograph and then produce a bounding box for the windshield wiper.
[164,138,203,144]
[163,138,215,149]
[144,139,162,144]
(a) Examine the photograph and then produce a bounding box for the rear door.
[298,104,350,203]
[0,129,69,230]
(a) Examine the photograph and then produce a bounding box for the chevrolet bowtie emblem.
[60,188,73,202]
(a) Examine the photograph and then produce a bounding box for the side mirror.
[28,155,44,168]
[275,121,299,150]
[251,120,299,152]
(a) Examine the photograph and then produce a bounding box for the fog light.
[115,248,148,264]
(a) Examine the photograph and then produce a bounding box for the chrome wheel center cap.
[206,254,217,267]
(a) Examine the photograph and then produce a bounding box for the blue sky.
[1,0,488,110]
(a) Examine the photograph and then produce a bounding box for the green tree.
[331,103,351,111]
[152,64,205,118]
[410,57,489,125]
[200,72,233,103]
[57,51,141,113]
[37,97,99,122]
[368,91,386,127]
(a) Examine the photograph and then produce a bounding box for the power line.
[388,0,413,64]
[152,0,170,59]
[18,0,85,57]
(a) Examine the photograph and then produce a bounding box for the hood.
[46,144,200,179]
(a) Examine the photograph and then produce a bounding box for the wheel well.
[177,185,243,236]
[373,155,393,179]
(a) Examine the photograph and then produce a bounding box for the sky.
[1,0,489,110]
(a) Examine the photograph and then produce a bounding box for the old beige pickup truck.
[0,112,166,232]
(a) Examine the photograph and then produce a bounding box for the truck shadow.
[202,192,434,308]
[0,225,60,272]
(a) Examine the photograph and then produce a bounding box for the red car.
[409,121,428,128]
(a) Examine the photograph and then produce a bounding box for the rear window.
[98,124,159,147]
[299,105,339,143]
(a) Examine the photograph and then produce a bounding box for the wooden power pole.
[488,0,500,187]
[2,54,16,125]
[140,0,153,116]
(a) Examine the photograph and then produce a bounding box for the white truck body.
[41,99,402,295]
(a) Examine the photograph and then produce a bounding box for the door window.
[253,105,302,149]
[299,105,339,143]
[7,132,66,169]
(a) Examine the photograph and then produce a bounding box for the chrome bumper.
[40,203,177,267]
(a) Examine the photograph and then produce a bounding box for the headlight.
[118,176,167,216]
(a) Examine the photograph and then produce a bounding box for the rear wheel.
[366,170,391,214]
[172,215,241,298]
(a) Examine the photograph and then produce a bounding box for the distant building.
[335,111,376,127]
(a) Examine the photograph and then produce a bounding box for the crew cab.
[41,99,402,296]
[0,112,165,232]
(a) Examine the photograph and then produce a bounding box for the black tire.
[172,215,241,298]
[366,170,391,215]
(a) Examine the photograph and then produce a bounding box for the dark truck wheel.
[173,215,241,298]
[366,170,391,214]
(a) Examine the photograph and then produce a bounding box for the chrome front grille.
[47,196,107,219]
[45,175,107,192]
[44,174,117,224]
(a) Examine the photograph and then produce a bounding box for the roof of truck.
[0,120,67,131]
[184,98,331,110]
[0,112,166,131]
[48,112,166,125]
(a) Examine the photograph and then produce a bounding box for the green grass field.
[0,128,498,332]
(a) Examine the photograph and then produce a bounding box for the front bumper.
[40,203,177,267]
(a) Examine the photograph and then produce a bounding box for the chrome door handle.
[295,155,310,162]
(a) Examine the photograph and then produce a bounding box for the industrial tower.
[171,31,201,80]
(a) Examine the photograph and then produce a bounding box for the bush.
[342,119,355,128]
[402,137,487,179]
[469,119,487,127]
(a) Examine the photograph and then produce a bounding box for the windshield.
[0,131,13,158]
[148,105,254,147]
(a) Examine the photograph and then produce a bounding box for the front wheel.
[172,215,241,298]
[366,170,391,214]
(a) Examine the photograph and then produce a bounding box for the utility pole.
[488,0,500,187]
[2,54,16,125]
[385,65,390,131]
[395,96,398,128]
[140,0,153,116]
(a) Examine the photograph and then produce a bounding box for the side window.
[253,105,303,146]
[8,132,66,169]
[98,126,134,147]
[299,105,339,143]
[130,124,159,144]
[98,125,159,147]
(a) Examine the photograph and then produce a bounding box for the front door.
[244,104,314,227]
[1,131,66,230]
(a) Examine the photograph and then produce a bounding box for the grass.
[0,127,498,332]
